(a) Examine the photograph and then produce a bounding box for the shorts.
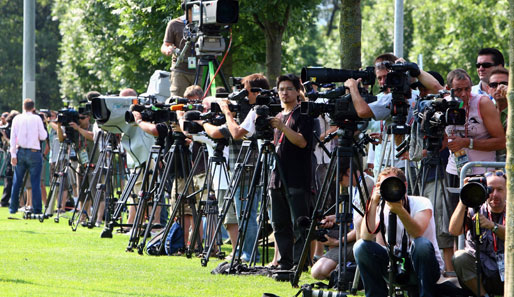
[423,178,457,249]
[170,173,206,216]
[169,71,195,98]
[322,241,355,263]
[216,189,238,225]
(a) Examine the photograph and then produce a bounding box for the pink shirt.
[10,111,48,158]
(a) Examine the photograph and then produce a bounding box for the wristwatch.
[468,138,474,149]
[492,223,499,234]
[136,119,143,124]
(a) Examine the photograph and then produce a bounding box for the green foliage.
[0,0,59,111]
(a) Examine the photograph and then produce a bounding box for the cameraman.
[161,1,196,97]
[0,111,17,207]
[449,171,506,297]
[311,158,374,280]
[267,74,314,270]
[354,167,444,297]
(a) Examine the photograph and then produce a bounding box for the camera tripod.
[226,138,289,273]
[45,129,87,223]
[201,139,255,267]
[84,133,126,229]
[194,55,231,97]
[292,125,369,294]
[67,131,104,229]
[155,133,205,255]
[135,132,196,254]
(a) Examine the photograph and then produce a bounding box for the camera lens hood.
[380,176,406,202]
[460,182,488,209]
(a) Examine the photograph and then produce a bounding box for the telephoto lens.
[380,176,406,202]
[460,177,490,209]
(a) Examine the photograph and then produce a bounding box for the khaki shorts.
[216,189,238,225]
[169,71,195,97]
[170,173,205,216]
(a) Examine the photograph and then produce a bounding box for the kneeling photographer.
[354,167,444,297]
[449,171,506,297]
[310,157,374,281]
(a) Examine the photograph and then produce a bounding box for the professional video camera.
[183,0,239,56]
[182,109,227,134]
[125,103,178,124]
[383,62,420,135]
[301,86,376,125]
[417,90,466,151]
[56,108,79,126]
[460,176,491,209]
[301,66,376,85]
[251,88,281,140]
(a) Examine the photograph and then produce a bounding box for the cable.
[203,28,233,99]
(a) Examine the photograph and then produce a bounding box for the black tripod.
[156,133,202,255]
[292,125,369,293]
[188,138,230,261]
[126,143,168,252]
[194,55,231,96]
[201,140,255,267]
[228,138,289,272]
[136,132,193,254]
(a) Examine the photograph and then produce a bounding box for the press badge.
[79,149,89,165]
[496,252,505,282]
[188,57,196,69]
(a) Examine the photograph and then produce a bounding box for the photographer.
[449,171,506,297]
[198,74,270,262]
[9,99,47,215]
[311,158,374,280]
[267,74,314,270]
[354,167,444,297]
[0,111,18,208]
[161,1,196,97]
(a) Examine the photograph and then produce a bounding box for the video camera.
[383,62,421,135]
[460,176,491,209]
[125,103,177,124]
[56,108,79,126]
[251,88,281,140]
[417,90,466,151]
[300,67,377,126]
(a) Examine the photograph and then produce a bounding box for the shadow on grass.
[0,278,35,285]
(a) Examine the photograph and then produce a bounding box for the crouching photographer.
[354,167,444,297]
[310,157,374,281]
[449,170,506,297]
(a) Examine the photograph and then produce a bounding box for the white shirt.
[380,195,444,272]
[240,108,257,137]
[10,111,48,158]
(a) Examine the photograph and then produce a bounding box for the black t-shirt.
[270,106,314,191]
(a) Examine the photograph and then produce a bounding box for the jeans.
[354,237,440,297]
[270,187,310,268]
[234,185,260,262]
[10,149,43,214]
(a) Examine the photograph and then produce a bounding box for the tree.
[505,1,514,295]
[339,0,361,70]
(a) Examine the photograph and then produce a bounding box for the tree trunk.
[264,25,284,87]
[505,1,514,296]
[339,0,361,70]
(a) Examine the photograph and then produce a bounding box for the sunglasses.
[475,62,495,69]
[79,116,87,120]
[488,81,508,89]
[484,170,506,178]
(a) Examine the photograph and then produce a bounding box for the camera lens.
[460,182,488,208]
[380,176,406,202]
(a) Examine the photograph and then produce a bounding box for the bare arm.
[345,79,374,119]
[161,41,174,56]
[202,122,225,139]
[475,96,505,151]
[418,70,443,94]
[449,201,468,236]
[269,117,307,148]
[388,201,432,238]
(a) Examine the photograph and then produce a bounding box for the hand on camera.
[447,136,469,152]
[218,99,231,116]
[478,214,494,230]
[269,118,284,131]
[369,132,382,144]
[386,200,404,215]
[69,122,79,131]
[371,182,382,204]
[132,111,142,122]
[165,45,176,56]
[320,215,336,228]
[344,78,361,91]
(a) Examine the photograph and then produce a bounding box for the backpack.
[145,222,184,255]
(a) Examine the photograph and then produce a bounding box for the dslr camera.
[460,176,491,209]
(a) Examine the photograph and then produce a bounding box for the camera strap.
[487,208,505,253]
[364,192,384,235]
[274,106,297,147]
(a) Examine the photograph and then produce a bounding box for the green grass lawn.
[0,206,359,297]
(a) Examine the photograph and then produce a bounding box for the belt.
[19,147,40,152]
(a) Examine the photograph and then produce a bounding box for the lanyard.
[274,107,297,146]
[487,209,505,252]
